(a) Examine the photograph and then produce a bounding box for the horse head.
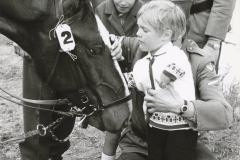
[0,0,131,133]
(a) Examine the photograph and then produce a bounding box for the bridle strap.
[71,50,131,109]
[55,0,84,25]
[45,0,131,111]
[0,87,69,105]
[72,50,104,106]
[104,94,132,108]
[65,7,85,25]
[55,0,63,20]
[0,94,72,116]
[45,49,61,85]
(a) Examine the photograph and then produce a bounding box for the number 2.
[61,31,73,44]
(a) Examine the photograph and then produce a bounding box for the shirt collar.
[145,42,173,59]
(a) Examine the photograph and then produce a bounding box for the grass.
[206,73,240,160]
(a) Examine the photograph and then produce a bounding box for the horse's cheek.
[88,113,106,131]
[101,106,130,133]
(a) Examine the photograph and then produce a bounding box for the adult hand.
[203,38,221,63]
[144,85,183,114]
[109,34,124,61]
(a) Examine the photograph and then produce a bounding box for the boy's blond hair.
[137,0,186,41]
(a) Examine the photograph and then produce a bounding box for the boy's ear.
[163,30,173,41]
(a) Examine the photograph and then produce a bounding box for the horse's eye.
[89,48,102,55]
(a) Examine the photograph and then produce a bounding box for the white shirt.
[133,42,195,130]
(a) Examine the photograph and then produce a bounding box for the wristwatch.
[179,100,188,115]
[207,43,220,50]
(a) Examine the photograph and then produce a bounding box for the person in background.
[96,0,143,73]
[90,0,105,9]
[101,0,234,160]
[188,0,236,71]
[95,0,142,37]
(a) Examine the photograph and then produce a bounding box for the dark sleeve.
[205,0,236,40]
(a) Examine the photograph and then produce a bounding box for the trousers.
[147,127,198,160]
[117,142,216,160]
[19,59,75,160]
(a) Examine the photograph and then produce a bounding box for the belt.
[131,124,147,141]
[190,0,213,14]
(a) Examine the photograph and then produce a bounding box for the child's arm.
[158,63,185,89]
[101,132,121,160]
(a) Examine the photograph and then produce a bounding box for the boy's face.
[136,15,166,53]
[113,0,136,14]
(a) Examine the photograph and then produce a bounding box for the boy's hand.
[156,73,172,89]
[109,34,124,61]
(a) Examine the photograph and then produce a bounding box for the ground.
[0,34,239,160]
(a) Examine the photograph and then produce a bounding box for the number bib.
[55,24,76,52]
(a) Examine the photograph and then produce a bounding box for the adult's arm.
[205,0,236,40]
[145,39,233,131]
[189,58,233,131]
[190,0,236,61]
[145,41,233,131]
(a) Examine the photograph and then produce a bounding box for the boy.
[95,0,142,37]
[130,1,197,160]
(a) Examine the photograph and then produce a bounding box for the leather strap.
[45,50,61,85]
[55,0,64,20]
[0,94,72,116]
[65,8,85,25]
[0,87,69,105]
[0,130,39,144]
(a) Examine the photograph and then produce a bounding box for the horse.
[0,0,132,135]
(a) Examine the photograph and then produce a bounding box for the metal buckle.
[97,104,105,111]
[79,89,84,93]
[81,97,89,103]
[37,124,46,136]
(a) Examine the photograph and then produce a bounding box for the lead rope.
[0,115,86,144]
[0,117,63,144]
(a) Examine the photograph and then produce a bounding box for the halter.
[0,0,131,144]
[0,0,131,116]
[48,0,131,113]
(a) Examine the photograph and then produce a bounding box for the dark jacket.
[95,0,142,37]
